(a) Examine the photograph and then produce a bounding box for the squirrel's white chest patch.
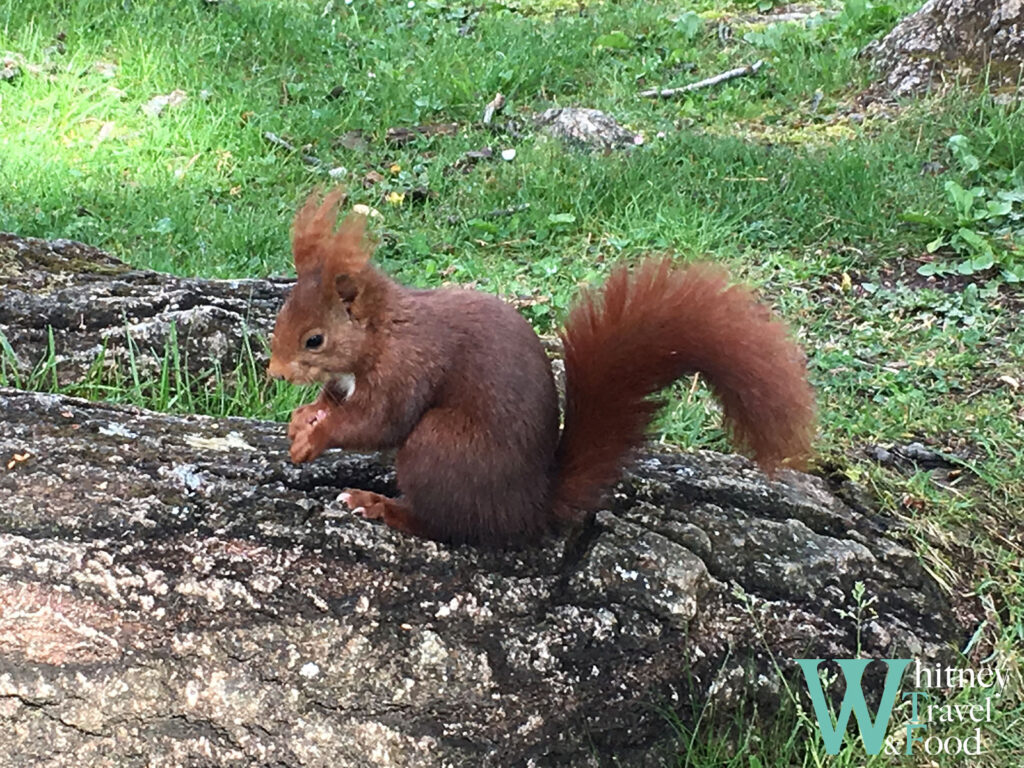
[335,373,356,399]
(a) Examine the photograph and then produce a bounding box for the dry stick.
[445,203,530,226]
[485,202,530,218]
[639,59,765,99]
[262,131,322,167]
[482,92,505,125]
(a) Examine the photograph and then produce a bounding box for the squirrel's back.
[391,288,561,544]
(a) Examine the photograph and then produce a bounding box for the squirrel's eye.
[305,334,324,350]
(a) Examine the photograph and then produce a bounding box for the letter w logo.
[796,658,910,755]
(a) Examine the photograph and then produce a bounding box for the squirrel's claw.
[341,488,389,520]
[338,491,367,516]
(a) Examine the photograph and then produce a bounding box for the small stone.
[142,89,188,118]
[535,107,639,151]
[1,58,21,83]
[867,446,892,464]
[351,204,382,219]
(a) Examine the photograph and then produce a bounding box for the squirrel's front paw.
[287,404,329,440]
[289,424,327,463]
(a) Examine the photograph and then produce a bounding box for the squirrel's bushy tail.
[553,259,815,519]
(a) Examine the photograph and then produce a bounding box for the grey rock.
[0,232,290,386]
[535,107,640,151]
[0,390,961,766]
[1,57,21,83]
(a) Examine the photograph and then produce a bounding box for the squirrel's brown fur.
[270,191,815,546]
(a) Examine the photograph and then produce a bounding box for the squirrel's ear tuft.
[331,211,372,271]
[291,188,376,276]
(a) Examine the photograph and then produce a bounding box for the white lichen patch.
[341,720,437,766]
[414,631,449,667]
[163,463,206,491]
[174,576,259,611]
[249,573,282,594]
[99,422,138,439]
[184,431,256,453]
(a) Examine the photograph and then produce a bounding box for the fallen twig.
[262,131,322,166]
[446,202,530,225]
[384,123,459,146]
[640,59,765,99]
[485,202,530,218]
[482,92,505,125]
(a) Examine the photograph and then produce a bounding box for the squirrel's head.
[268,189,388,385]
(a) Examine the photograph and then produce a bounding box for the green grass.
[0,321,310,420]
[1,0,940,283]
[1,0,1023,764]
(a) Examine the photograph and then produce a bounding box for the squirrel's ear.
[291,188,376,276]
[292,188,344,274]
[320,212,374,311]
[335,274,359,304]
[329,212,373,274]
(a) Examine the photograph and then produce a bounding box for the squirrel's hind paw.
[341,489,431,539]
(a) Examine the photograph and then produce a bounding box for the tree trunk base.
[866,0,1024,97]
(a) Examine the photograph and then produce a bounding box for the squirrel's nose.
[267,358,288,380]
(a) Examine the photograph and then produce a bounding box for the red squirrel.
[268,190,815,546]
